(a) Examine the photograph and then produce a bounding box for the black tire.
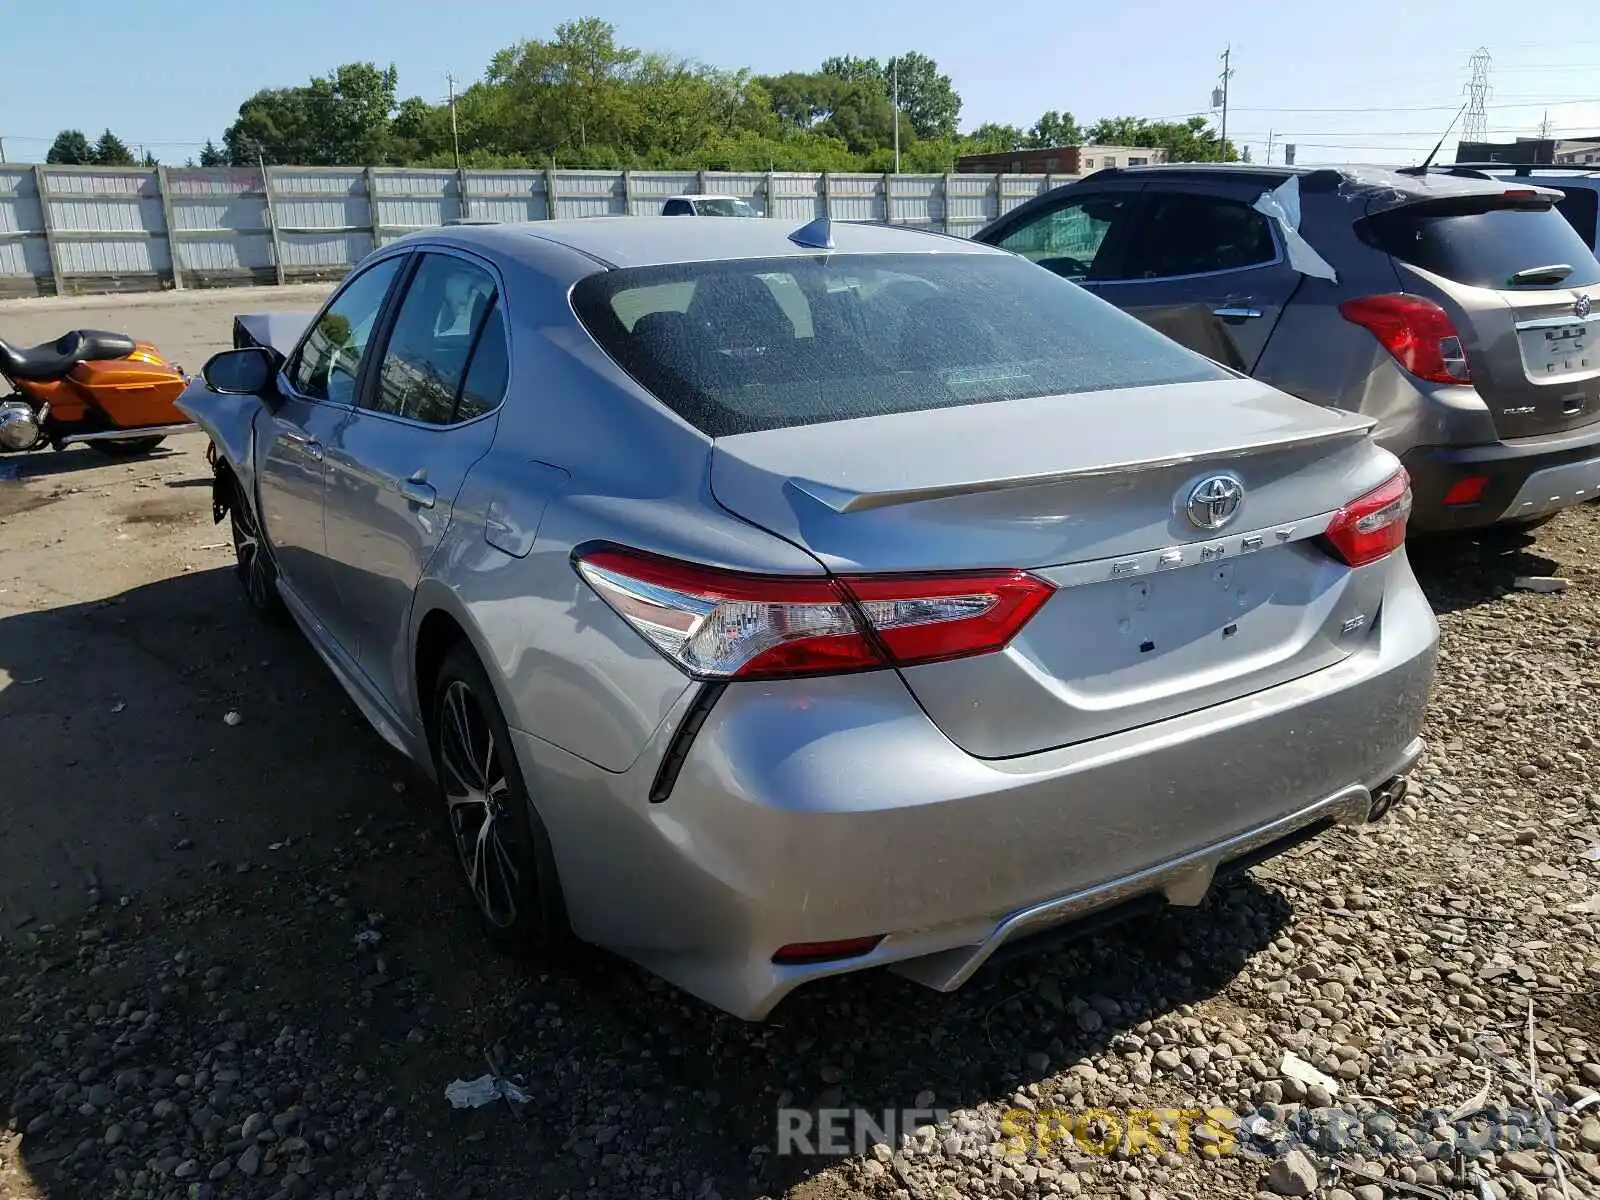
[430,642,567,950]
[89,436,166,459]
[228,477,287,623]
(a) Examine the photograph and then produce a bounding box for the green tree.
[822,51,961,140]
[1086,115,1235,162]
[92,129,136,165]
[198,139,227,167]
[224,61,397,165]
[964,122,1028,153]
[46,129,94,164]
[1027,110,1085,148]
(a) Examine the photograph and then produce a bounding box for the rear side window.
[571,252,1226,437]
[1122,193,1279,279]
[1363,201,1600,289]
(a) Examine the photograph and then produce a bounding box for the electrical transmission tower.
[1463,47,1491,144]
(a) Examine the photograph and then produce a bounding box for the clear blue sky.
[7,0,1598,167]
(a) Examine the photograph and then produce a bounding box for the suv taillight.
[1324,470,1413,568]
[574,548,1054,680]
[1338,293,1472,385]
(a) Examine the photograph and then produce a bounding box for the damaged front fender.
[176,375,266,522]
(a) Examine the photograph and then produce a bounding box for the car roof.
[670,193,753,201]
[422,215,1002,269]
[1093,161,1563,207]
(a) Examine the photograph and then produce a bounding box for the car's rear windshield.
[570,252,1227,437]
[1362,199,1600,290]
[1552,186,1599,249]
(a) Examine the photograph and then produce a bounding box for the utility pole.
[1266,129,1275,166]
[447,73,463,171]
[1215,46,1235,161]
[0,137,7,164]
[892,58,900,175]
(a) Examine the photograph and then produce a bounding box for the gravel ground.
[2,293,1600,1200]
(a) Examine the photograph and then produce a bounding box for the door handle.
[280,430,324,461]
[1213,306,1263,320]
[397,474,436,508]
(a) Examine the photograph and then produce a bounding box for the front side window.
[290,256,404,404]
[571,252,1225,438]
[992,194,1134,281]
[369,253,504,425]
[1123,193,1278,279]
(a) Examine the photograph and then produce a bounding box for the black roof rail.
[1440,161,1600,175]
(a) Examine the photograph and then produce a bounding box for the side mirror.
[202,346,278,396]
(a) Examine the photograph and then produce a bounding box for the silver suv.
[977,164,1600,532]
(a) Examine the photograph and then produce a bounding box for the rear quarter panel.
[411,243,829,774]
[1250,187,1501,455]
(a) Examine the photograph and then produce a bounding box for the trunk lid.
[1363,192,1600,439]
[710,378,1396,758]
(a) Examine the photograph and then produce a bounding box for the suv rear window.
[1553,186,1599,249]
[1363,200,1600,290]
[571,253,1226,437]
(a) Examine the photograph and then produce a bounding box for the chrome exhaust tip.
[1366,775,1409,823]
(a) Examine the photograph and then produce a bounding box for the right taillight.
[1324,470,1413,567]
[574,547,1054,681]
[1338,293,1472,385]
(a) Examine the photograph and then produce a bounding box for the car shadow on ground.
[1407,526,1562,615]
[0,444,185,483]
[0,566,1296,1200]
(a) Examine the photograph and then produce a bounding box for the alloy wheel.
[438,679,523,929]
[230,496,275,612]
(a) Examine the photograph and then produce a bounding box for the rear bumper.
[1402,419,1600,530]
[518,552,1438,1020]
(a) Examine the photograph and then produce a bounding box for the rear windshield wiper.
[1509,263,1574,284]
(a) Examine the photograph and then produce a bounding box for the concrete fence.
[0,163,1083,299]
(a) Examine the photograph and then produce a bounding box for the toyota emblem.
[1577,293,1593,319]
[1185,475,1245,531]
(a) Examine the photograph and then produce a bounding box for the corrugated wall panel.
[945,175,997,235]
[279,232,369,270]
[58,237,166,276]
[272,196,370,234]
[170,197,269,232]
[0,167,46,283]
[179,234,275,274]
[826,174,884,223]
[887,176,945,230]
[997,175,1051,217]
[553,171,624,219]
[466,171,549,222]
[270,169,366,196]
[770,174,823,222]
[377,170,462,230]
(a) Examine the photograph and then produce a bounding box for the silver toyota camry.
[181,216,1438,1020]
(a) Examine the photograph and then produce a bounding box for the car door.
[1091,182,1302,372]
[256,254,406,645]
[321,248,509,711]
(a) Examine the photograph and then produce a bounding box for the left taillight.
[574,547,1054,681]
[1324,470,1413,568]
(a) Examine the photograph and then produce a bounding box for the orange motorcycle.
[0,328,193,458]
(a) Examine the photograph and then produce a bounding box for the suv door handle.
[397,473,436,509]
[1213,305,1263,320]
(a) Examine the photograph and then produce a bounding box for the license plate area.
[1023,546,1359,701]
[1519,320,1600,379]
